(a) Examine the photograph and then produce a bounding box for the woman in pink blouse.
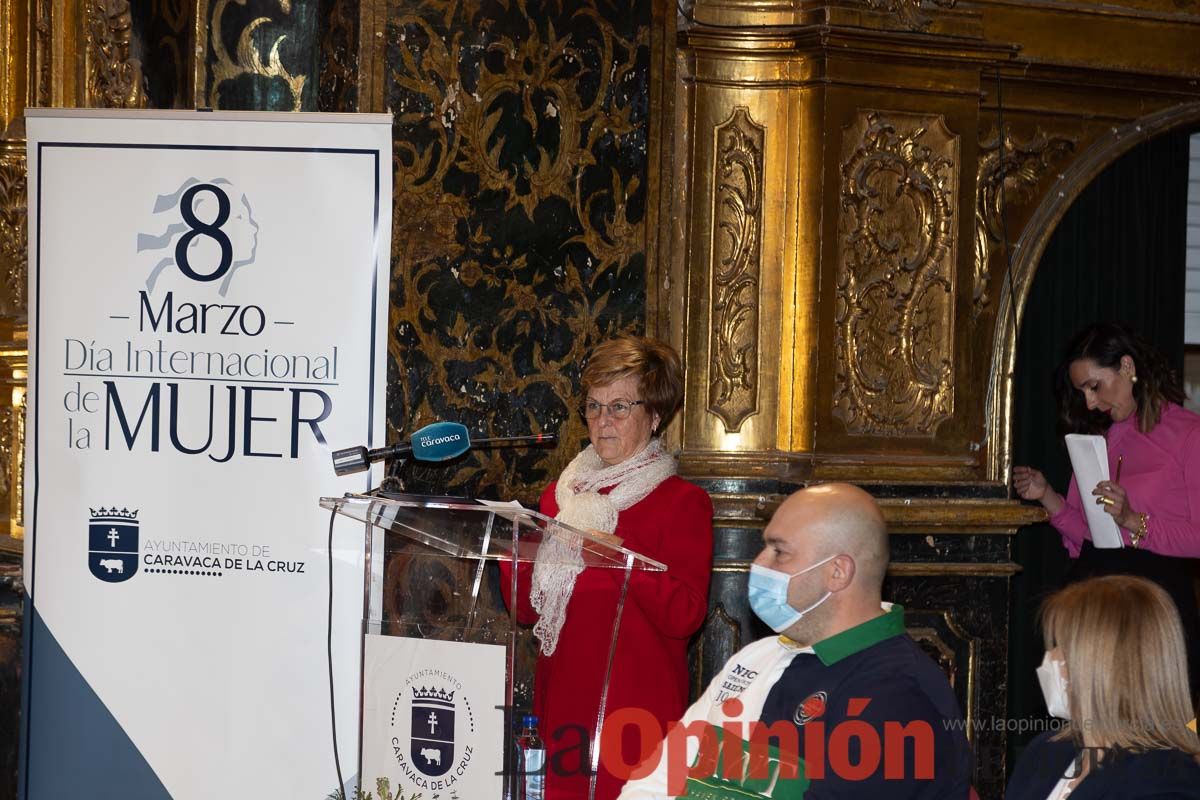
[1013,322,1200,695]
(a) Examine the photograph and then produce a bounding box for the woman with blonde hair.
[1006,575,1200,798]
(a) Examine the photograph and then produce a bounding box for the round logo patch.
[793,691,828,725]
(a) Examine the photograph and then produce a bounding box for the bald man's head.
[767,482,889,593]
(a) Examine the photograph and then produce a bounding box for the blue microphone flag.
[409,421,471,461]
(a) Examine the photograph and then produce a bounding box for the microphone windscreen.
[409,421,472,461]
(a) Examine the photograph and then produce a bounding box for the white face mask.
[1036,652,1071,719]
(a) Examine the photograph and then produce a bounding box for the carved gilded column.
[0,146,24,318]
[0,0,28,787]
[0,140,24,548]
[0,30,25,751]
[0,329,23,539]
[673,19,1015,482]
[0,146,24,541]
[671,32,809,478]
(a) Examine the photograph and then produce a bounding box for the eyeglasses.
[579,399,646,420]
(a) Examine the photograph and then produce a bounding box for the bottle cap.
[522,713,538,727]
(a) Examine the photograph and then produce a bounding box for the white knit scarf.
[529,437,676,655]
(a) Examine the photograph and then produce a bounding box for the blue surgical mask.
[747,555,836,633]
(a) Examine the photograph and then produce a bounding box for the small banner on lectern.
[361,635,507,798]
[21,109,391,799]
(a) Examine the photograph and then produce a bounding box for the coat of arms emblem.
[88,507,139,583]
[410,685,455,777]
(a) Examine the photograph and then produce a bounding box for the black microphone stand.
[379,455,409,494]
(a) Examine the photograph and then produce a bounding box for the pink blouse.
[1050,403,1200,558]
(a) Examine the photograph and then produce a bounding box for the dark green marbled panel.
[204,0,322,110]
[130,0,196,108]
[383,0,653,501]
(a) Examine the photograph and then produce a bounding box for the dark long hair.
[1056,322,1186,435]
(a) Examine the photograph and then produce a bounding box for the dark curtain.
[1007,129,1192,769]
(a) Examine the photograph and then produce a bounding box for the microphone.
[331,421,558,476]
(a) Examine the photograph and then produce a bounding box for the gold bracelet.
[1129,512,1149,549]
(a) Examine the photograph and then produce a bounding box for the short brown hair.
[1043,575,1200,755]
[582,335,683,427]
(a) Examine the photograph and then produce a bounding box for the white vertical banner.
[21,109,392,799]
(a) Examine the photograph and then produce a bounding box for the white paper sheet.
[1064,434,1124,549]
[476,497,529,525]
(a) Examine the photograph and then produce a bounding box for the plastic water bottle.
[517,713,545,800]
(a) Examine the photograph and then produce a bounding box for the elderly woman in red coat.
[502,335,714,800]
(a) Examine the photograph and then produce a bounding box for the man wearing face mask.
[616,483,972,799]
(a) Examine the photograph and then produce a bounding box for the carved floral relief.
[707,107,763,433]
[835,111,958,438]
[973,127,1075,318]
[86,0,146,107]
[0,150,26,319]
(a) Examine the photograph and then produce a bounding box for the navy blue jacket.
[758,612,972,798]
[1006,731,1200,800]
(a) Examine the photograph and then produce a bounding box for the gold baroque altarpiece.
[0,0,1198,795]
[664,9,1200,794]
[0,0,1192,516]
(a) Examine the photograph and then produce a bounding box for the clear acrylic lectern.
[320,492,666,800]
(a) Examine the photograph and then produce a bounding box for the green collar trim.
[807,604,905,666]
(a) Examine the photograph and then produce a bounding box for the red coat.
[502,475,714,800]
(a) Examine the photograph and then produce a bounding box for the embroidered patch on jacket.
[792,691,827,726]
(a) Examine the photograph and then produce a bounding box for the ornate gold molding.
[834,111,958,438]
[909,610,977,737]
[745,494,1045,533]
[12,389,23,534]
[0,146,26,318]
[0,0,29,135]
[86,0,145,108]
[973,127,1074,319]
[0,339,26,539]
[35,0,51,107]
[865,0,957,31]
[0,403,11,507]
[907,623,957,673]
[887,562,1021,576]
[708,106,763,433]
